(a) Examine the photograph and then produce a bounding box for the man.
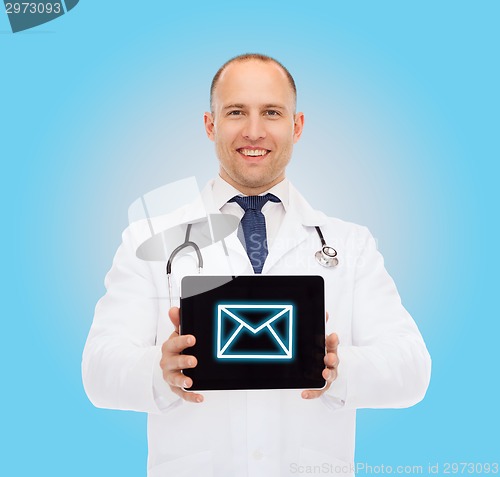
[83,54,431,477]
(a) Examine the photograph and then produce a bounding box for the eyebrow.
[263,104,286,110]
[223,104,245,110]
[222,103,287,110]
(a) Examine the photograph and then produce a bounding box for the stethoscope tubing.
[166,224,338,306]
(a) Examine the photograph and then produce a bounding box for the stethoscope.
[166,224,338,305]
[313,226,339,268]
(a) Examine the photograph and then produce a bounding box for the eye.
[227,110,244,116]
[264,110,281,117]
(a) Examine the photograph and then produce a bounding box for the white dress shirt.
[212,175,289,249]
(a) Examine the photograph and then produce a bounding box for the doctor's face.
[204,60,304,195]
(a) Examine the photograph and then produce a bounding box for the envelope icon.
[217,304,294,360]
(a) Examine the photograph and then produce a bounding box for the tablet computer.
[180,275,326,391]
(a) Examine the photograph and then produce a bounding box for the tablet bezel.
[180,275,326,391]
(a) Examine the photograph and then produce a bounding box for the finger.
[326,333,339,353]
[302,389,322,399]
[324,352,339,369]
[170,385,204,404]
[168,307,180,332]
[301,359,338,400]
[301,383,331,400]
[164,369,195,389]
[322,367,337,383]
[166,373,204,403]
[163,369,189,388]
[162,354,198,373]
[301,369,337,400]
[162,334,196,355]
[326,311,329,323]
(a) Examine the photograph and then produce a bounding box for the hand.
[302,313,339,399]
[159,307,204,403]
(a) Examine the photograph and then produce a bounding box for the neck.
[219,173,285,196]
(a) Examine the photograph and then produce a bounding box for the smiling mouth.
[237,148,270,158]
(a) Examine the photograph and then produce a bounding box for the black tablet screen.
[180,275,325,391]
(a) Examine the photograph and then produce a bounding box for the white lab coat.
[82,180,431,477]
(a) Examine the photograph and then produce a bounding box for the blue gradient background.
[1,1,498,475]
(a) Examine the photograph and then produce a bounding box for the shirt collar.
[212,175,290,212]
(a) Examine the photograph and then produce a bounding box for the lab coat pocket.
[296,448,354,477]
[148,450,213,477]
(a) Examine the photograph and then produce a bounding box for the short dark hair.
[210,53,297,112]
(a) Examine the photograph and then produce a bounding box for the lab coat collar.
[203,178,328,228]
[200,179,329,273]
[287,182,329,227]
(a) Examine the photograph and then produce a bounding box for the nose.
[242,114,266,141]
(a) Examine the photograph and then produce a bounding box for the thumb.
[168,306,181,333]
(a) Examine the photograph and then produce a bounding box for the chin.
[237,174,268,187]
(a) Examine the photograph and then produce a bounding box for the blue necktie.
[229,194,281,274]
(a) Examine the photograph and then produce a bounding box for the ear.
[293,112,305,143]
[204,112,215,141]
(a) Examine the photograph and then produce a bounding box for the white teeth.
[239,149,268,156]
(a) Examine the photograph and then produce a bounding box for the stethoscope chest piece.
[315,246,339,268]
[313,227,338,268]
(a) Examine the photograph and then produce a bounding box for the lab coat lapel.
[263,184,329,273]
[262,209,308,272]
[199,180,252,273]
[221,229,253,273]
